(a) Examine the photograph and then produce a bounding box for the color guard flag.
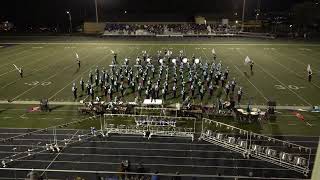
[292,111,313,126]
[28,106,40,112]
[212,48,216,55]
[13,64,19,71]
[292,111,305,122]
[244,56,252,65]
[75,53,79,59]
[307,64,312,73]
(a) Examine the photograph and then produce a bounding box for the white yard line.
[233,65,269,101]
[47,52,112,100]
[0,45,87,80]
[269,50,320,89]
[236,49,312,106]
[4,47,99,101]
[2,117,12,119]
[0,45,52,70]
[0,141,316,150]
[11,159,294,171]
[10,64,75,101]
[0,150,316,157]
[0,49,79,89]
[48,45,136,100]
[0,46,31,59]
[82,95,90,101]
[183,44,187,57]
[19,113,27,119]
[0,151,264,162]
[78,45,141,101]
[0,128,319,137]
[0,49,56,77]
[0,101,81,105]
[0,146,316,156]
[0,151,315,161]
[200,47,269,102]
[0,132,319,142]
[48,45,141,101]
[2,42,320,46]
[0,47,63,78]
[40,130,79,176]
[276,49,320,73]
[0,100,315,109]
[0,45,91,85]
[0,167,303,180]
[0,49,40,69]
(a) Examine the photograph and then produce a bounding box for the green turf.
[0,39,320,136]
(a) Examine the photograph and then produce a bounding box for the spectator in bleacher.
[136,163,145,179]
[104,23,237,36]
[151,170,160,180]
[171,172,181,180]
[117,162,126,179]
[26,170,39,180]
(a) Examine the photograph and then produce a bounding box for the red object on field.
[292,112,305,121]
[28,106,40,112]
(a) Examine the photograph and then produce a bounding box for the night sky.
[0,0,311,27]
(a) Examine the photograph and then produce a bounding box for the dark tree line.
[292,1,320,32]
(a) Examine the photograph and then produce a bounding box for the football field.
[0,38,320,179]
[1,40,320,104]
[0,38,320,136]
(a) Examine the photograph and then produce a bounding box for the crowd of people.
[113,161,181,180]
[104,23,237,35]
[72,49,246,111]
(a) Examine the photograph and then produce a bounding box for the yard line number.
[25,81,52,86]
[275,85,305,90]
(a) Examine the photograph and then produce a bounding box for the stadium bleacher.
[103,23,238,37]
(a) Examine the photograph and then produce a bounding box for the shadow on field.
[49,105,65,111]
[24,73,34,78]
[73,68,80,75]
[269,116,284,140]
[244,71,250,78]
[0,108,9,114]
[243,71,254,78]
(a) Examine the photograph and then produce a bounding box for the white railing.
[199,118,312,176]
[103,114,195,141]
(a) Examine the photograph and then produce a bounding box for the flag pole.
[241,0,246,32]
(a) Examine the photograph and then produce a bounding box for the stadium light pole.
[95,0,99,23]
[241,0,246,32]
[66,11,73,34]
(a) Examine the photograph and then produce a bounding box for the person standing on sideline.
[250,61,254,72]
[151,171,160,180]
[75,53,80,69]
[77,59,80,68]
[307,64,312,82]
[80,78,84,91]
[308,70,312,82]
[19,68,23,78]
[237,87,243,104]
[72,83,77,99]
